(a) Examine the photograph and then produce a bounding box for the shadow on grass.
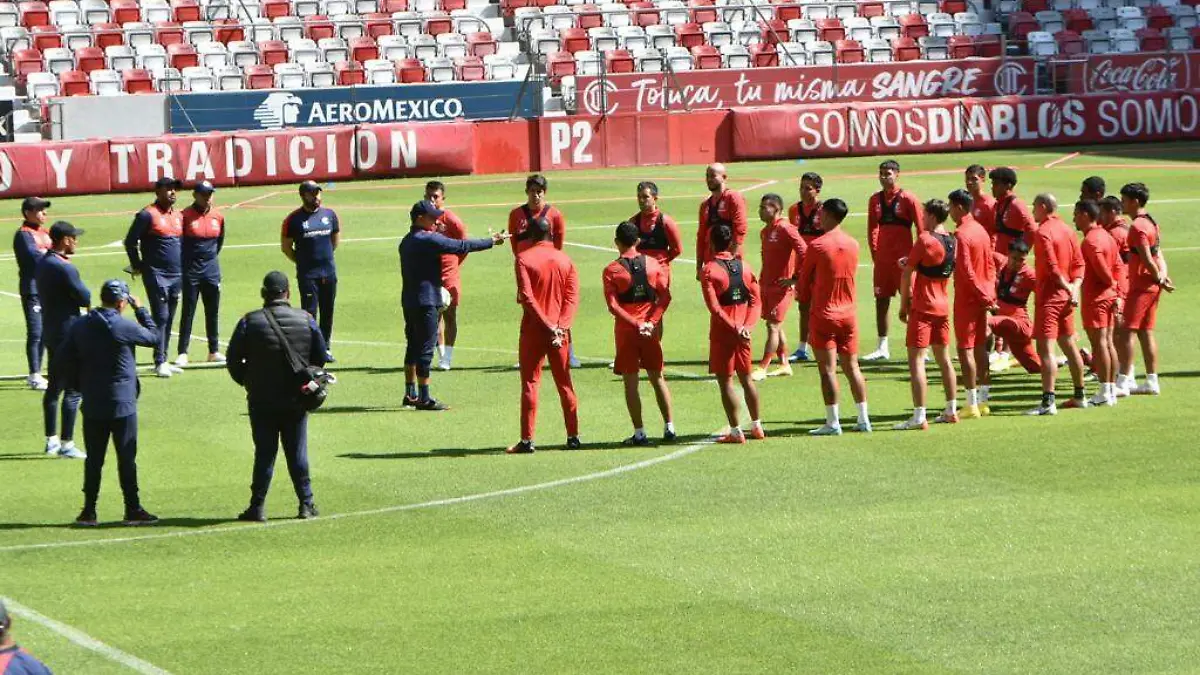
[1160,370,1200,379]
[0,452,54,462]
[312,405,410,415]
[337,433,716,459]
[0,516,236,531]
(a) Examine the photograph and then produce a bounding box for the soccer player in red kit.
[1027,193,1088,415]
[796,198,871,435]
[989,167,1036,256]
[787,172,824,362]
[508,218,580,454]
[701,224,764,443]
[948,189,996,419]
[984,241,1041,410]
[751,193,806,381]
[425,181,468,371]
[1118,182,1174,396]
[1080,176,1106,203]
[895,200,959,430]
[1099,196,1133,393]
[965,164,997,244]
[1074,200,1121,406]
[695,163,748,280]
[864,159,922,362]
[630,181,682,336]
[603,221,676,445]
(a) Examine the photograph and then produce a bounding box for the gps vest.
[616,255,658,304]
[877,192,912,228]
[994,196,1024,240]
[705,195,733,230]
[796,203,823,237]
[632,212,669,252]
[716,258,749,306]
[518,205,551,242]
[917,232,956,278]
[1141,213,1161,257]
[997,266,1030,307]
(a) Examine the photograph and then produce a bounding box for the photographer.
[226,271,327,522]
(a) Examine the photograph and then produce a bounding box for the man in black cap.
[0,599,53,675]
[33,221,88,459]
[226,271,327,521]
[175,180,226,368]
[57,278,160,526]
[398,200,508,410]
[124,176,184,379]
[11,196,53,392]
[281,180,339,361]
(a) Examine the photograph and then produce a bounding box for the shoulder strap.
[262,307,305,375]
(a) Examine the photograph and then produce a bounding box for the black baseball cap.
[262,270,290,295]
[154,176,182,190]
[410,200,444,222]
[21,196,51,212]
[100,279,131,304]
[299,180,322,194]
[193,180,216,195]
[49,221,84,241]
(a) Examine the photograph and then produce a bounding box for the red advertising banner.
[1075,51,1196,95]
[0,140,110,197]
[730,104,849,159]
[576,58,1037,115]
[353,122,476,177]
[537,114,674,171]
[232,126,357,186]
[108,133,233,191]
[846,100,964,155]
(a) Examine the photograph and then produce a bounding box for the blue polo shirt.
[33,251,90,349]
[398,227,494,308]
[0,645,52,674]
[282,206,339,280]
[57,306,158,420]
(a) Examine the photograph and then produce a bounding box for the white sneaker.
[808,424,842,436]
[1024,403,1057,416]
[58,443,86,460]
[1055,355,1068,367]
[852,421,873,433]
[1131,384,1160,396]
[45,437,61,456]
[27,373,48,391]
[1088,393,1111,407]
[893,418,929,431]
[861,348,890,362]
[155,363,173,378]
[437,359,451,371]
[1115,384,1131,398]
[174,353,189,368]
[169,365,184,374]
[207,352,226,364]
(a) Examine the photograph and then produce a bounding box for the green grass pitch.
[1,143,1198,674]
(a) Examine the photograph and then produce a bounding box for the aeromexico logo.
[250,92,467,129]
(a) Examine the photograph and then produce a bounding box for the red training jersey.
[993,194,1035,255]
[1032,215,1084,301]
[1081,226,1119,308]
[787,200,825,243]
[602,251,672,331]
[759,217,807,284]
[797,228,859,323]
[629,208,683,267]
[1104,220,1130,298]
[906,231,953,317]
[970,192,998,242]
[994,252,1037,319]
[696,189,748,265]
[867,188,921,260]
[1127,213,1162,293]
[953,215,996,308]
[508,204,566,254]
[701,252,761,340]
[515,241,579,335]
[437,208,468,285]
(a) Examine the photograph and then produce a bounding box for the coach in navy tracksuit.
[281,180,339,361]
[58,279,160,527]
[12,197,53,391]
[125,176,185,378]
[34,222,89,459]
[175,181,226,367]
[398,200,507,410]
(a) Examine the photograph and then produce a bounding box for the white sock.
[878,336,889,353]
[1104,382,1115,397]
[62,440,75,449]
[442,346,454,363]
[825,404,839,425]
[633,427,646,439]
[751,419,763,431]
[856,401,869,423]
[664,421,675,434]
[799,341,808,353]
[1146,373,1159,388]
[913,407,926,423]
[966,389,978,406]
[980,385,990,402]
[946,399,957,415]
[1128,364,1137,380]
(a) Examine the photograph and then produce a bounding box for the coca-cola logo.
[1086,56,1189,93]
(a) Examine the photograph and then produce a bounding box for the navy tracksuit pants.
[42,344,80,441]
[21,293,43,374]
[82,413,141,511]
[298,276,336,348]
[177,275,221,355]
[143,274,182,366]
[248,407,313,507]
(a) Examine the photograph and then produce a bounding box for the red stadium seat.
[891,36,920,60]
[546,51,575,84]
[397,57,426,82]
[1021,0,1048,12]
[1136,27,1166,51]
[750,42,778,66]
[689,0,717,24]
[12,48,44,81]
[456,55,485,81]
[973,33,1002,57]
[605,48,635,72]
[335,60,366,85]
[364,13,393,37]
[74,46,104,72]
[1054,30,1084,56]
[560,27,589,53]
[244,63,274,88]
[167,42,198,68]
[948,34,975,58]
[899,14,928,39]
[834,38,862,63]
[1062,9,1092,33]
[262,0,291,18]
[675,22,704,48]
[214,18,244,43]
[443,0,467,10]
[629,2,659,27]
[1146,6,1173,30]
[58,70,90,95]
[122,68,154,93]
[30,25,60,50]
[1192,26,1200,48]
[816,18,844,41]
[689,44,720,69]
[859,2,884,17]
[18,1,49,28]
[939,0,966,14]
[109,0,140,25]
[1006,12,1037,41]
[577,4,604,29]
[467,31,497,56]
[771,0,801,22]
[155,21,186,46]
[760,19,788,44]
[424,11,452,35]
[258,39,288,65]
[93,23,123,49]
[305,15,336,40]
[349,36,378,61]
[379,0,408,11]
[171,0,201,22]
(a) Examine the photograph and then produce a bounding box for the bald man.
[696,163,749,280]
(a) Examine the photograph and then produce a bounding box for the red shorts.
[442,280,461,307]
[906,311,950,349]
[953,304,989,349]
[1124,286,1161,330]
[809,315,858,355]
[1081,296,1117,330]
[761,285,794,323]
[613,327,665,375]
[709,338,752,376]
[1034,295,1075,340]
[873,253,904,298]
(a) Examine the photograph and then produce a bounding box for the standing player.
[1074,200,1120,406]
[795,199,871,435]
[751,193,806,381]
[281,180,339,362]
[1027,194,1088,415]
[1080,176,1106,203]
[125,176,184,378]
[787,172,824,362]
[34,222,89,459]
[1098,196,1132,393]
[701,224,764,444]
[863,159,922,362]
[989,167,1036,256]
[426,180,470,371]
[628,181,682,339]
[949,189,996,419]
[175,181,225,367]
[965,165,997,244]
[1119,182,1174,396]
[895,200,959,430]
[12,196,53,391]
[983,240,1041,411]
[509,218,580,454]
[695,163,749,280]
[602,221,676,445]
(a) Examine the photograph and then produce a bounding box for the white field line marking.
[1043,151,1081,169]
[564,240,698,266]
[1,596,174,675]
[229,190,280,209]
[0,436,717,554]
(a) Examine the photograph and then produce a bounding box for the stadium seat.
[689,42,719,68]
[11,47,44,81]
[60,24,89,49]
[121,67,154,92]
[1026,30,1057,54]
[364,57,396,82]
[318,35,348,62]
[899,14,928,38]
[664,44,692,69]
[424,10,452,35]
[1136,26,1166,50]
[718,42,749,67]
[455,53,483,80]
[860,1,884,18]
[153,65,183,90]
[228,39,259,65]
[25,70,58,97]
[674,21,702,48]
[1091,7,1117,32]
[939,0,967,13]
[104,43,134,69]
[1110,27,1138,51]
[1054,29,1085,55]
[42,44,70,71]
[0,2,21,27]
[142,0,171,23]
[484,53,515,79]
[815,17,843,41]
[152,21,184,46]
[834,38,862,62]
[574,48,601,75]
[364,12,392,36]
[1063,8,1092,32]
[273,61,305,86]
[646,23,674,48]
[290,37,321,63]
[1007,11,1038,41]
[213,18,244,42]
[334,59,364,83]
[604,46,633,71]
[58,68,90,94]
[633,45,662,71]
[954,10,982,35]
[543,5,574,30]
[29,24,59,49]
[436,30,466,58]
[919,34,948,58]
[616,24,646,49]
[168,41,198,68]
[334,15,365,38]
[213,63,244,89]
[2,25,33,51]
[182,20,213,44]
[198,40,229,67]
[733,21,760,46]
[92,22,121,48]
[1082,28,1110,52]
[842,16,871,41]
[776,40,807,64]
[803,2,830,20]
[258,38,287,64]
[805,39,833,64]
[862,36,891,61]
[702,20,732,46]
[946,33,974,57]
[451,11,487,35]
[262,0,290,18]
[182,64,215,90]
[772,0,801,22]
[1116,6,1146,31]
[529,27,559,54]
[1165,25,1191,49]
[546,49,574,83]
[1169,5,1197,29]
[78,0,107,25]
[305,59,336,85]
[588,25,618,50]
[305,14,335,39]
[347,34,377,60]
[749,40,777,66]
[135,42,167,69]
[73,43,102,71]
[759,17,788,44]
[19,1,49,28]
[396,55,424,81]
[891,35,920,60]
[630,2,658,27]
[600,2,631,27]
[408,32,436,58]
[1034,10,1064,33]
[377,33,407,58]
